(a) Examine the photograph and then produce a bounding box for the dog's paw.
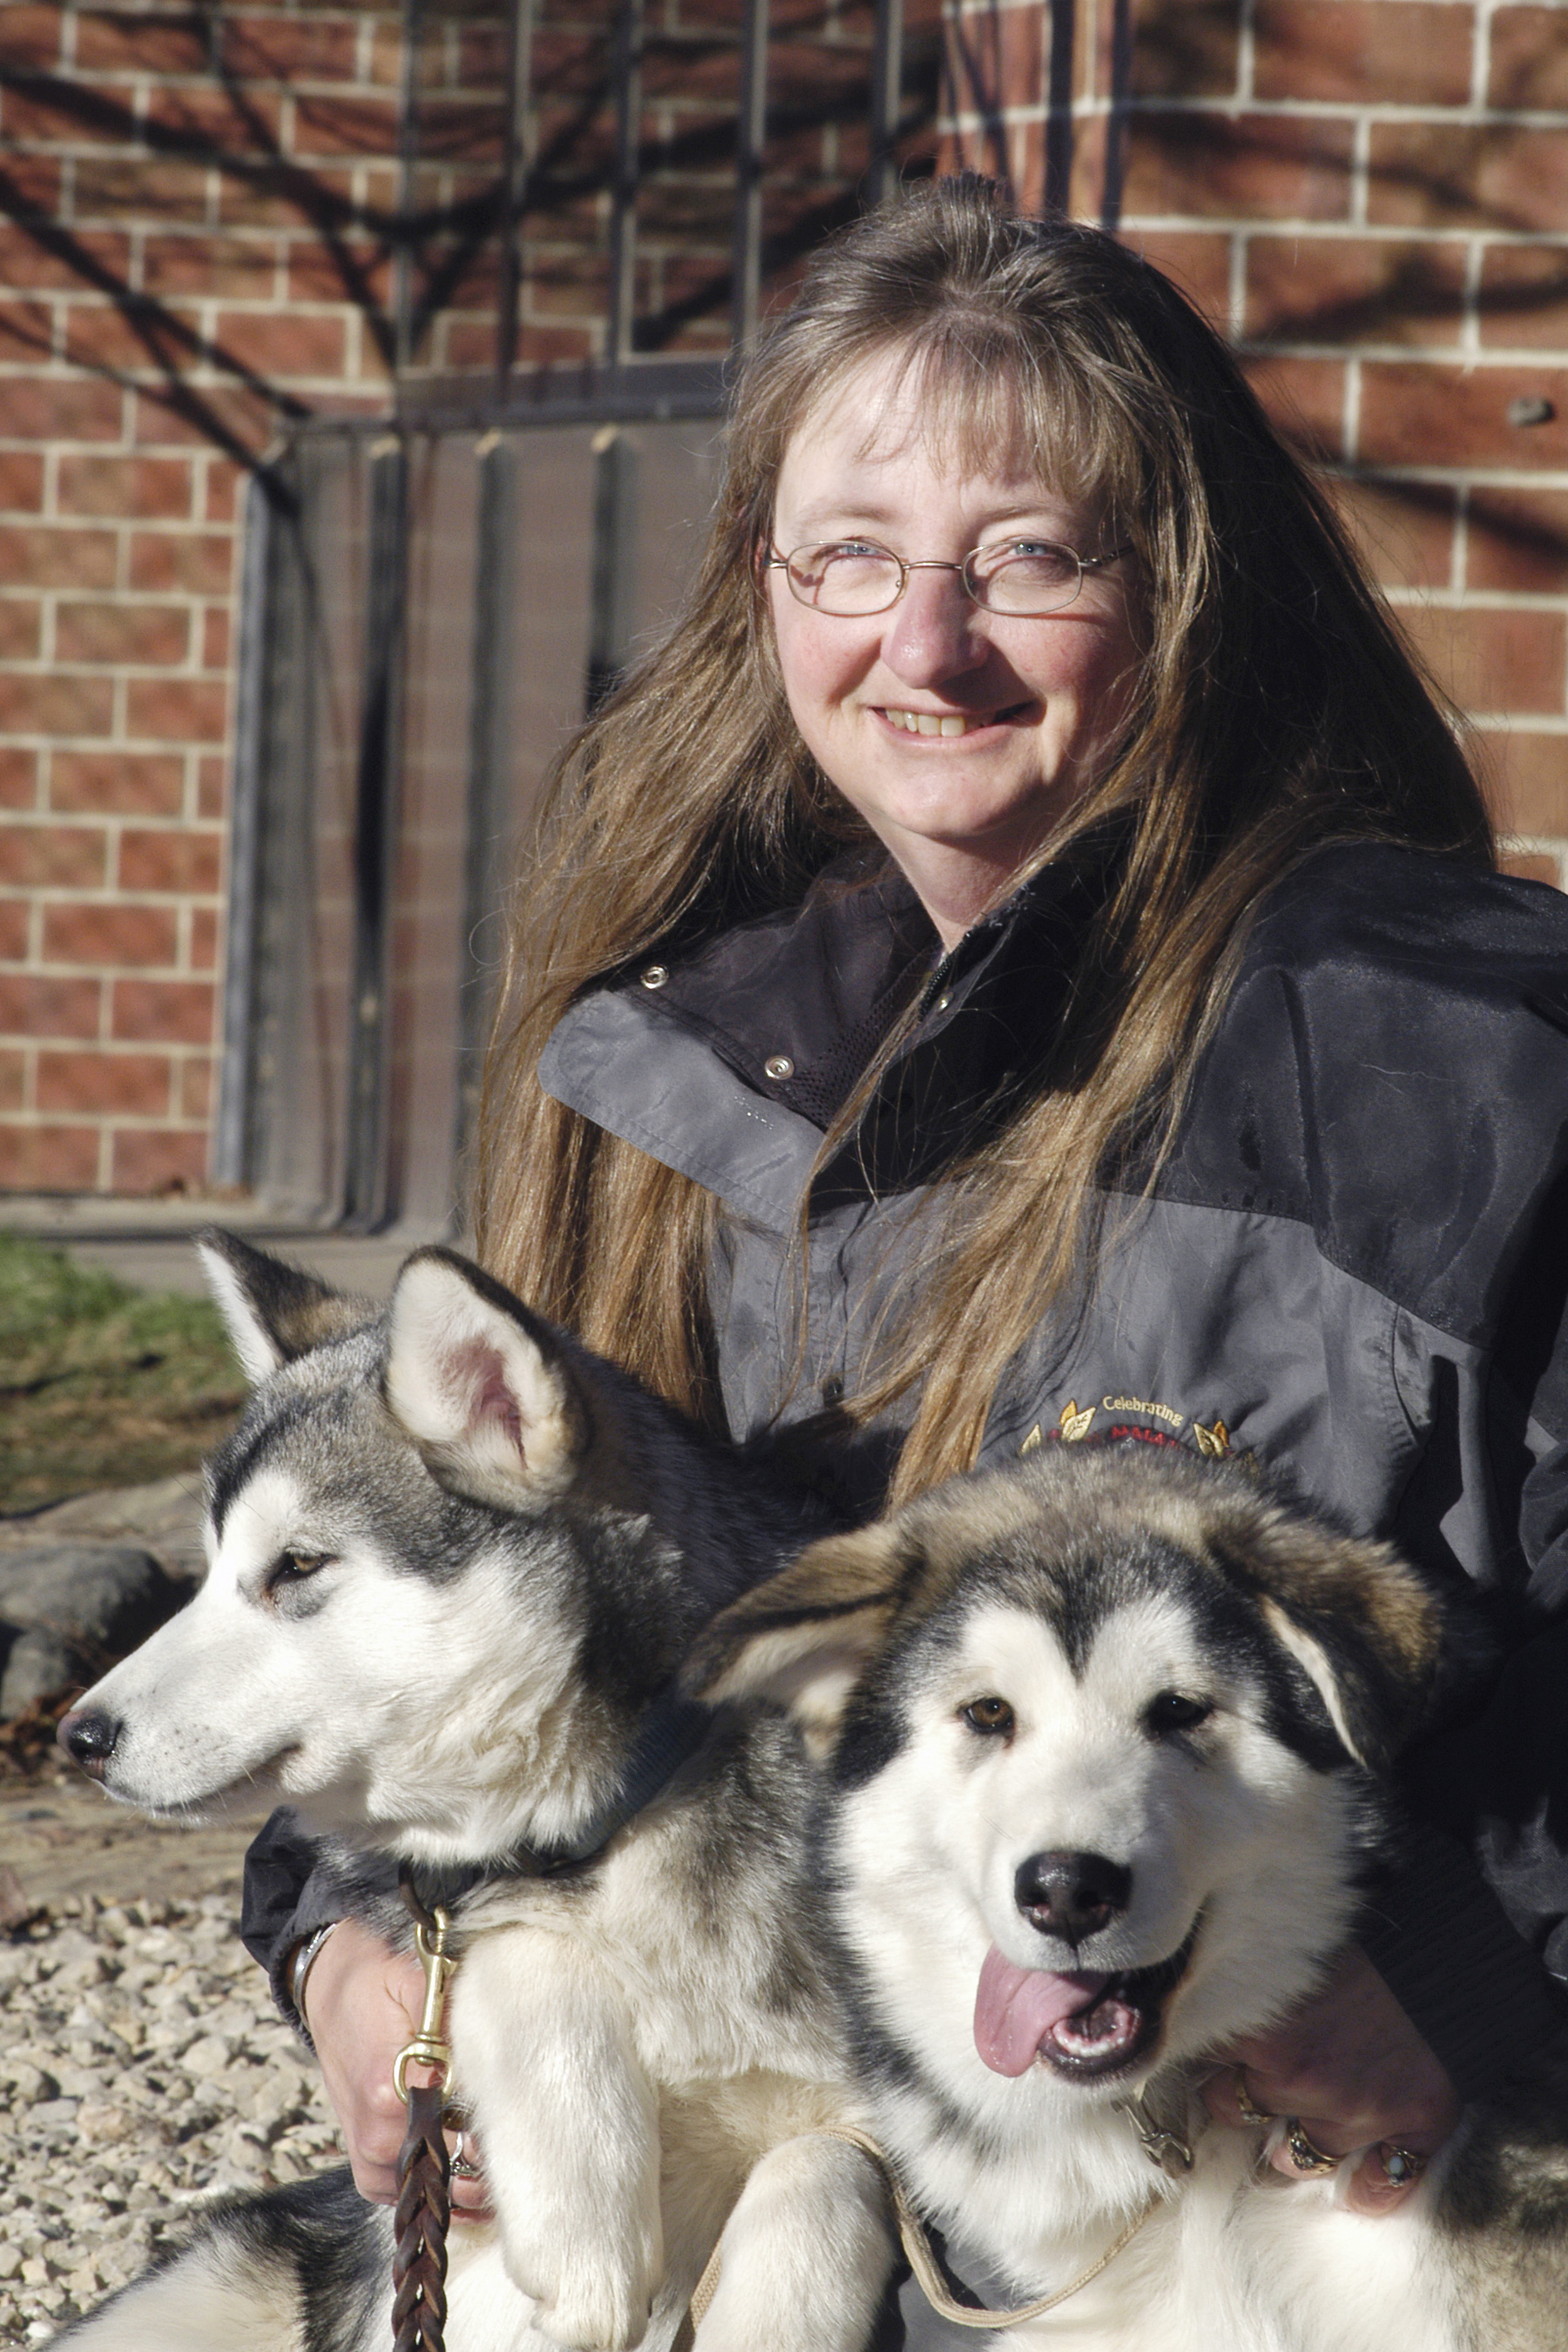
[503,2246,658,2352]
[692,2133,896,2352]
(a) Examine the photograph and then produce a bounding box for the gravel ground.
[0,1889,341,2345]
[0,1477,353,2343]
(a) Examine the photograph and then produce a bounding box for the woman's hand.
[1202,1944,1460,2213]
[299,1916,492,2219]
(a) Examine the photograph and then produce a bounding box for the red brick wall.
[0,0,510,1193]
[945,0,1568,889]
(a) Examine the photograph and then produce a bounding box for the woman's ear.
[682,1520,916,1755]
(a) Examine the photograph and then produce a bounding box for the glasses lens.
[787,544,903,614]
[970,543,1083,616]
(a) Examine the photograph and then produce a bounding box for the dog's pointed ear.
[1209,1505,1444,1774]
[682,1521,913,1754]
[383,1247,589,1508]
[197,1228,368,1382]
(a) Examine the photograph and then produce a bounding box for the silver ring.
[449,2130,482,2181]
[1284,2119,1340,2178]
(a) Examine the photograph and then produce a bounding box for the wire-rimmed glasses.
[764,538,1132,618]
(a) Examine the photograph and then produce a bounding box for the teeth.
[885,708,978,736]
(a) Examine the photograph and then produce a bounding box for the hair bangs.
[891,319,1115,517]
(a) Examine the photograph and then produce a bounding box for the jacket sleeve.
[1366,1208,1568,2095]
[240,1808,399,2034]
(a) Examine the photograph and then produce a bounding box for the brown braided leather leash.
[393,1869,458,2352]
[394,2079,451,2351]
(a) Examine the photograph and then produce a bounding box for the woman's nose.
[879,565,990,686]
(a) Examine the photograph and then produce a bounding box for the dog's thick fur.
[57,1236,892,2352]
[690,1446,1568,2352]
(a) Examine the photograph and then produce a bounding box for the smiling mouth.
[879,703,1029,737]
[975,1920,1201,2082]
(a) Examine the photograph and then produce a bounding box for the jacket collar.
[612,836,1120,1197]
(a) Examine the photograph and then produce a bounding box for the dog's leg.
[691,2133,895,2352]
[55,2243,309,2352]
[453,1925,664,2352]
[56,2170,389,2352]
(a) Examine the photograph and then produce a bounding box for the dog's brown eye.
[1145,1690,1213,1736]
[962,1696,1015,1737]
[269,1551,332,1588]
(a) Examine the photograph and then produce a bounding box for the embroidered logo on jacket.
[1017,1398,1242,1464]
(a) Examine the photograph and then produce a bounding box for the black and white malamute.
[57,1235,893,2352]
[691,1446,1568,2352]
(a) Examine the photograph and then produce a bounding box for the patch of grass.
[0,1231,245,1514]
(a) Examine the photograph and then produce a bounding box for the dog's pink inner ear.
[449,1338,526,1456]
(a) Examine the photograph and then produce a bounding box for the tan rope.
[684,2125,1160,2337]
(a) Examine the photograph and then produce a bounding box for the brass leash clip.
[1118,2091,1194,2179]
[394,1901,456,2103]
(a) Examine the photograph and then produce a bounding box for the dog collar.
[403,1684,715,1912]
[536,1685,715,1869]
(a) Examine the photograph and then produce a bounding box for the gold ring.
[1233,2069,1272,2126]
[1284,2119,1340,2178]
[1379,2142,1425,2188]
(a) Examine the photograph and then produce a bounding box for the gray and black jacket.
[245,840,1568,2096]
[537,837,1568,2101]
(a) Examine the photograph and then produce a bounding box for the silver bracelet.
[287,1920,338,2035]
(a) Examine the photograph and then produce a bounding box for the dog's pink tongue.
[974,1946,1112,2076]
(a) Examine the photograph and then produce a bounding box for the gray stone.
[0,1543,184,1714]
[0,1476,207,1585]
[1,1631,82,1716]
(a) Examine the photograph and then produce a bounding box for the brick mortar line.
[1117,212,1568,253]
[15,976,220,990]
[5,293,386,313]
[938,98,1568,126]
[1331,463,1568,483]
[1352,112,1371,230]
[1238,340,1568,359]
[1382,588,1568,608]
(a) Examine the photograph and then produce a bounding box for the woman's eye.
[988,541,1076,577]
[1144,1690,1213,1736]
[962,1695,1016,1737]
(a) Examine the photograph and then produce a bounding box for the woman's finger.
[1342,2138,1436,2214]
[1200,2065,1275,2130]
[445,2120,494,2222]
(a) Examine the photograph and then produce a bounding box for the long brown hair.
[476,177,1492,1502]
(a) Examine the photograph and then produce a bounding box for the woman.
[246,178,1568,2337]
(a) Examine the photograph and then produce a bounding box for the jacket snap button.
[764,1054,794,1080]
[640,964,669,989]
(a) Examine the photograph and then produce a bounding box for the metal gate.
[214,0,942,1232]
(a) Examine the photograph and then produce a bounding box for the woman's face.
[767,348,1143,945]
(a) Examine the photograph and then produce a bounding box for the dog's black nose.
[57,1709,119,1781]
[1014,1850,1132,1944]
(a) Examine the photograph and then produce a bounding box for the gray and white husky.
[57,1234,892,2352]
[690,1445,1568,2352]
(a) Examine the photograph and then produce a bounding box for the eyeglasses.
[763,537,1132,619]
